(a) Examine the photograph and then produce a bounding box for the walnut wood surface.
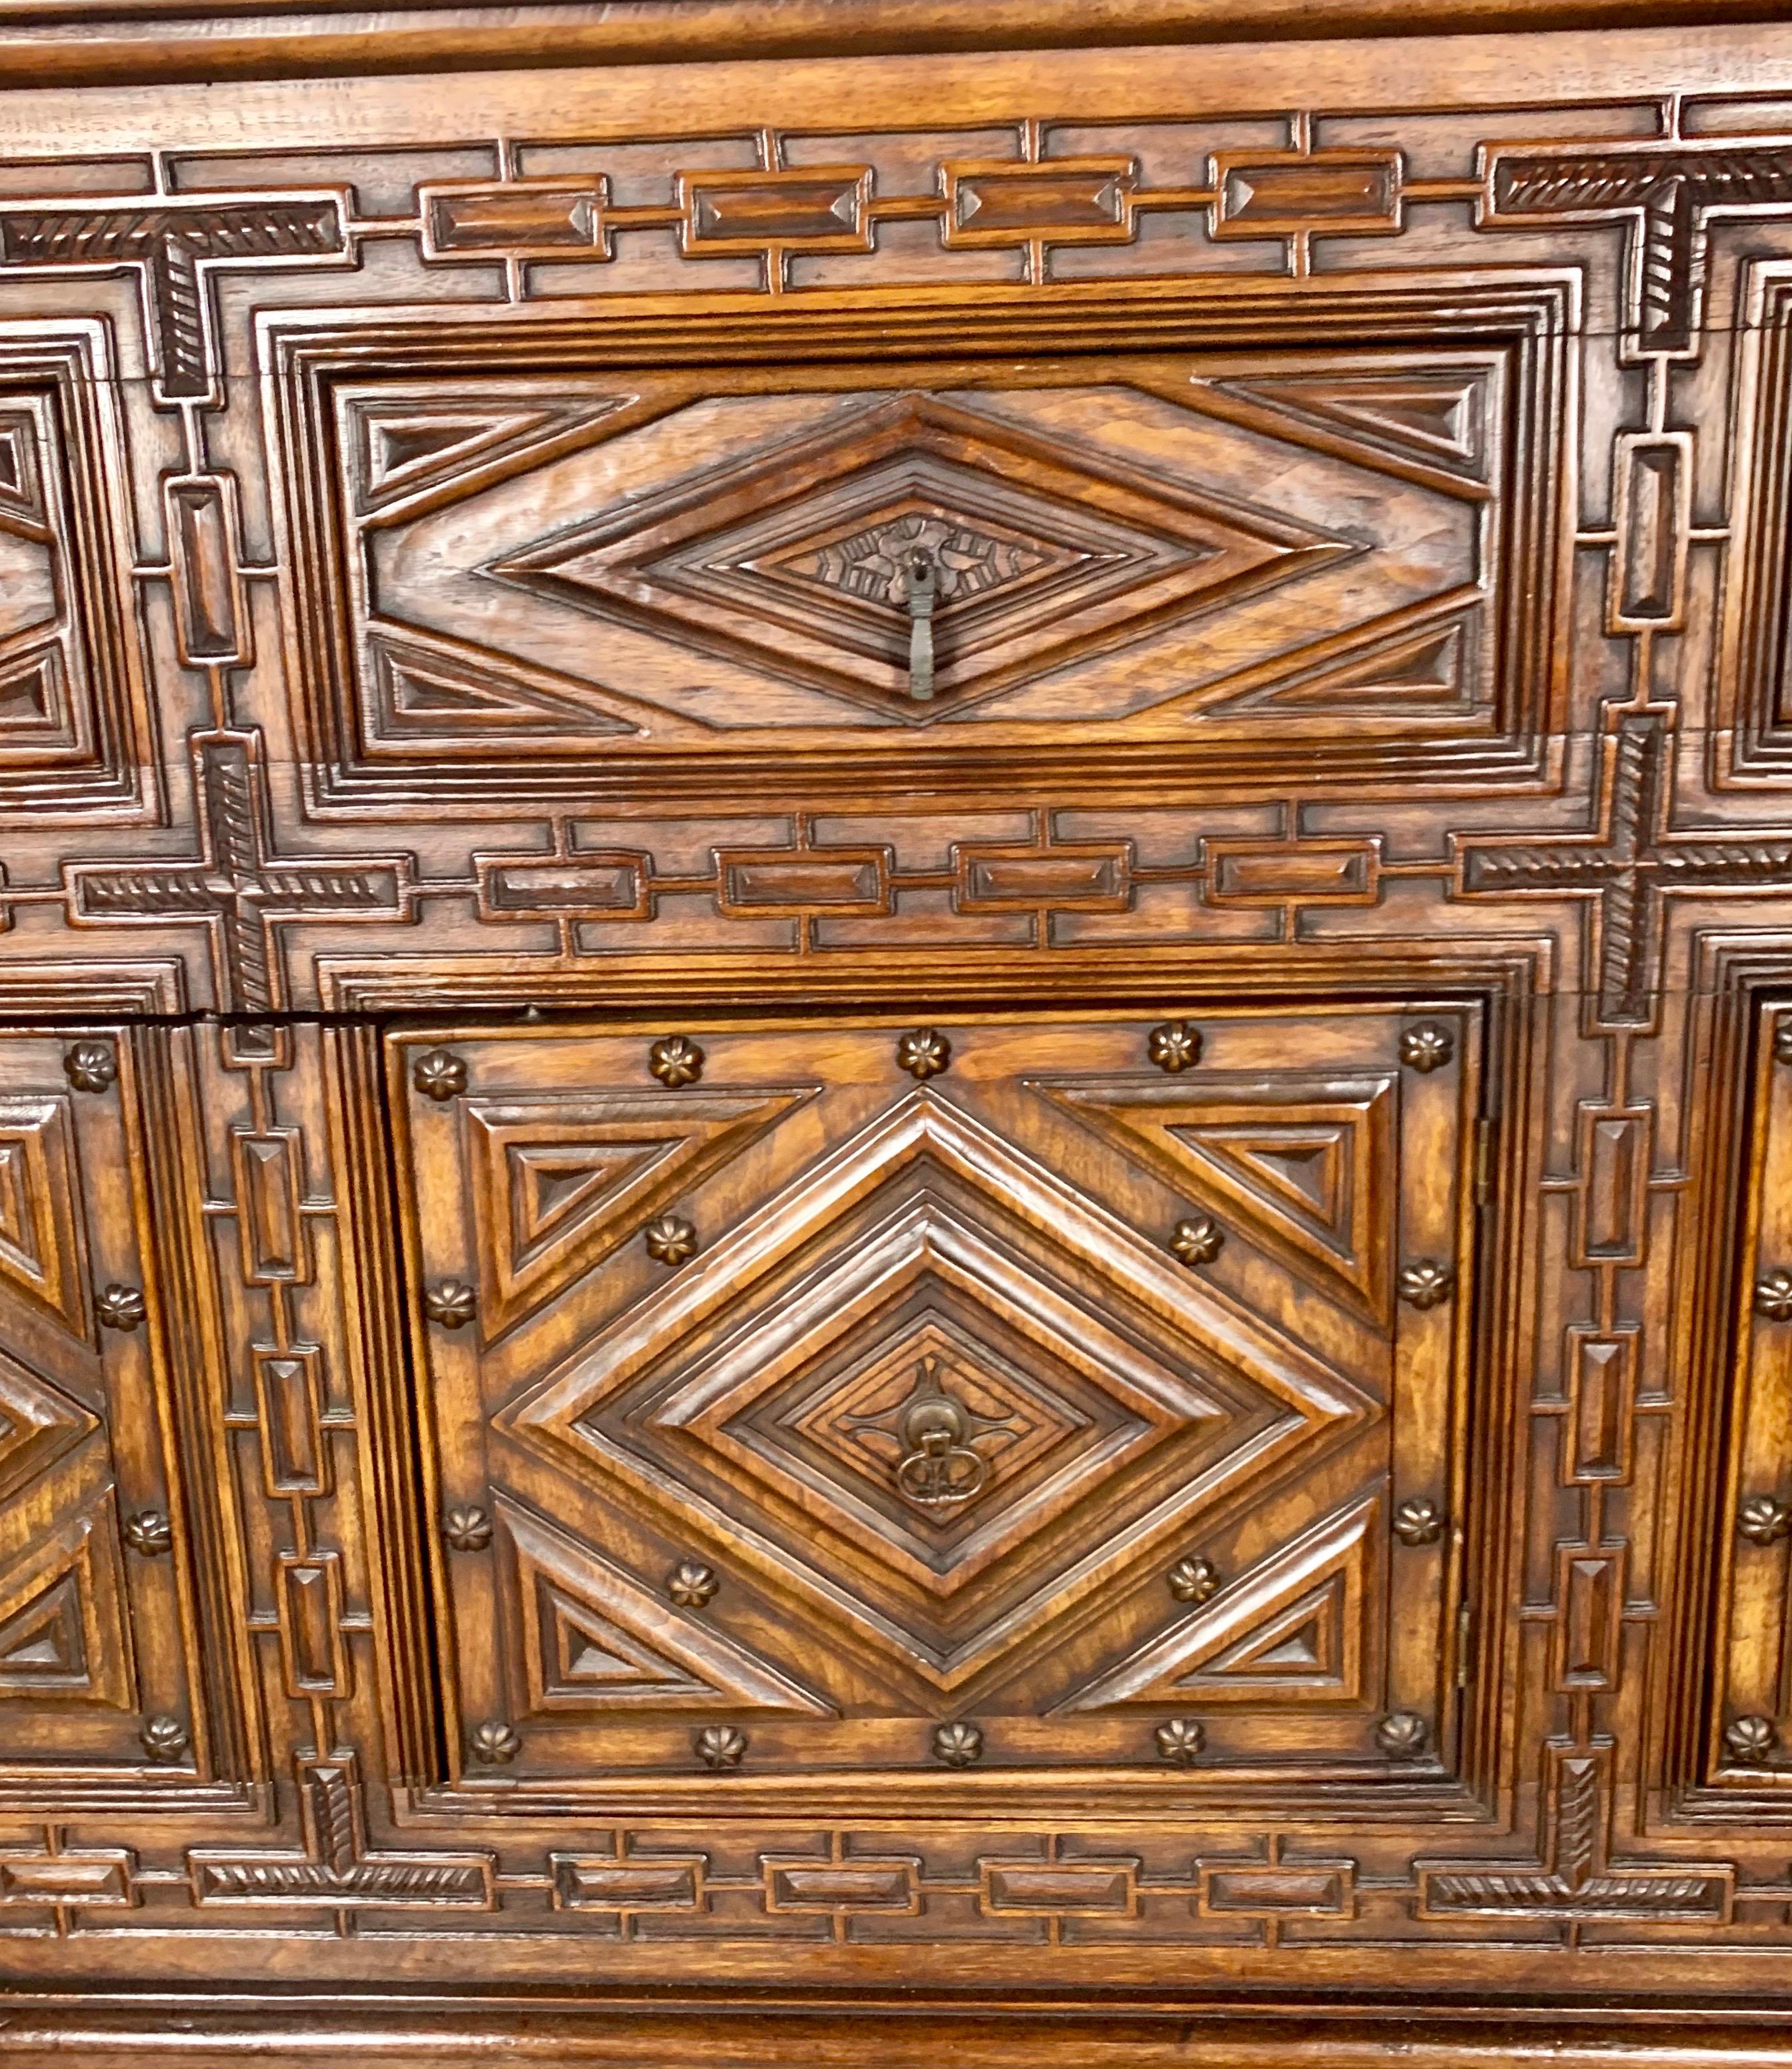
[6,7,1792,2054]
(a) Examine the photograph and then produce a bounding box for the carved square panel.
[0,1029,240,1808]
[268,278,1571,814]
[0,337,153,819]
[385,1003,1483,1816]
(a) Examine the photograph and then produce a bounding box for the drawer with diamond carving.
[267,276,1570,818]
[378,1001,1483,1815]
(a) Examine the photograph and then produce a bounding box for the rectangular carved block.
[475,853,651,923]
[953,843,1132,911]
[1209,150,1402,236]
[677,167,873,253]
[941,157,1138,245]
[164,475,250,669]
[420,178,610,261]
[717,848,892,917]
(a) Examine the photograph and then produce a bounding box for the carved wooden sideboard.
[9,2,1792,2059]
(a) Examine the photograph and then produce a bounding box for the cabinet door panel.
[389,1003,1480,1813]
[0,1029,228,1802]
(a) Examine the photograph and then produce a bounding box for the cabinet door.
[389,1003,1480,1812]
[0,1029,219,1803]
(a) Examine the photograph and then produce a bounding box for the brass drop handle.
[894,1358,986,1506]
[902,547,938,702]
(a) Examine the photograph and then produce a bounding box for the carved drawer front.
[0,1029,223,1805]
[387,1002,1481,1811]
[275,283,1567,813]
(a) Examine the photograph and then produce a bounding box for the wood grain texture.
[4,7,1792,2046]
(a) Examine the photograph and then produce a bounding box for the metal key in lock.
[901,546,938,702]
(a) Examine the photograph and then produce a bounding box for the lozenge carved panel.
[269,282,1570,813]
[385,1004,1480,1813]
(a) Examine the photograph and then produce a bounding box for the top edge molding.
[0,0,1784,89]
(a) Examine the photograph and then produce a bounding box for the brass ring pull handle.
[893,1357,987,1507]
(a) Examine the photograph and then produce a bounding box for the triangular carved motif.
[498,1497,831,1715]
[545,1584,714,1694]
[467,1086,815,1338]
[0,1510,134,1708]
[1211,369,1490,482]
[367,627,638,738]
[1036,1074,1395,1319]
[1055,1495,1375,1711]
[0,1094,91,1338]
[349,395,633,513]
[0,1347,98,1501]
[1220,611,1474,714]
[0,413,43,529]
[0,1572,85,1677]
[0,637,65,732]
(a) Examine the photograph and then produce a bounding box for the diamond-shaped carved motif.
[487,391,1347,720]
[503,1092,1372,1694]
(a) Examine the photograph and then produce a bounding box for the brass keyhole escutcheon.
[893,1357,987,1508]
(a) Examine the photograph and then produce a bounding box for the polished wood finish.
[4,3,1792,2056]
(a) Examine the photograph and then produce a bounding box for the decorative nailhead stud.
[668,1560,719,1607]
[931,1720,984,1768]
[1155,1717,1206,1765]
[470,1720,520,1764]
[64,1040,117,1093]
[1147,1021,1201,1073]
[96,1283,145,1331]
[695,1724,747,1770]
[413,1048,468,1101]
[442,1505,493,1551]
[1167,1555,1221,1604]
[1400,1023,1455,1073]
[425,1280,477,1328]
[124,1510,173,1556]
[1169,1216,1225,1267]
[649,1036,704,1087]
[1393,1498,1444,1546]
[1397,1260,1455,1309]
[897,1029,951,1080]
[645,1214,698,1265]
[1376,1711,1429,1757]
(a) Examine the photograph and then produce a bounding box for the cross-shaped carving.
[1456,709,1792,1029]
[1482,139,1792,356]
[0,192,347,403]
[64,730,415,1015]
[187,1754,493,1910]
[1416,1745,1732,1922]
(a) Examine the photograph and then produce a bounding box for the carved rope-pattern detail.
[191,1760,492,1906]
[1490,147,1792,353]
[1461,710,1792,1026]
[63,729,413,1013]
[0,199,343,398]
